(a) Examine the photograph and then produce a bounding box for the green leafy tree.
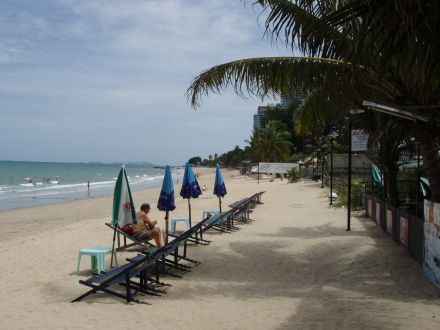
[248,120,292,162]
[188,156,202,166]
[266,99,308,152]
[187,0,440,202]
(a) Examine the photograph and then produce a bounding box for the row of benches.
[72,191,265,304]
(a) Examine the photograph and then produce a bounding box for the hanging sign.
[351,129,369,152]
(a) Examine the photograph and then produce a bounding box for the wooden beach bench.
[72,230,198,304]
[71,253,162,304]
[229,191,265,224]
[200,209,235,233]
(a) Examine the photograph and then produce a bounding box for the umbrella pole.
[219,196,222,213]
[188,199,192,227]
[110,226,117,268]
[165,210,169,245]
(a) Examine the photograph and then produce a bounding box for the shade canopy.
[214,164,227,197]
[180,162,202,199]
[112,166,137,227]
[157,165,176,212]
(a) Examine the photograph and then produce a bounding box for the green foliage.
[290,152,307,162]
[247,120,292,162]
[287,167,300,183]
[334,180,364,210]
[334,192,347,208]
[186,0,440,202]
[202,145,251,168]
[351,182,365,209]
[188,156,202,165]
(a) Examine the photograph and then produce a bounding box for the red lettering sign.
[122,202,131,211]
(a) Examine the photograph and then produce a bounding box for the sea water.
[0,161,183,211]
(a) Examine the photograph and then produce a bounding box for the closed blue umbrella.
[214,164,227,212]
[180,162,202,227]
[157,165,175,244]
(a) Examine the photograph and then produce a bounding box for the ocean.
[0,161,183,212]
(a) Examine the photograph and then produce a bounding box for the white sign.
[351,129,369,152]
[255,162,299,174]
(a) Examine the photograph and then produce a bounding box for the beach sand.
[0,168,439,329]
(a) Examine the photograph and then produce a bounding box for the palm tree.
[187,0,440,202]
[248,120,292,162]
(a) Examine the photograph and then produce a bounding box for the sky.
[0,0,292,165]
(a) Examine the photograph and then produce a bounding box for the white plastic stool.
[170,216,190,233]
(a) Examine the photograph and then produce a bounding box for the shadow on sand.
[174,216,440,329]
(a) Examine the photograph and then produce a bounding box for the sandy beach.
[0,168,439,330]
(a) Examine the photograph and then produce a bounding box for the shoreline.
[0,161,174,213]
[0,167,234,241]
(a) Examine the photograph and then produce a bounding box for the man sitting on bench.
[134,203,163,247]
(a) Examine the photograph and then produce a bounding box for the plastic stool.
[170,216,190,233]
[77,246,117,274]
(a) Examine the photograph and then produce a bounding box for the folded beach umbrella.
[157,165,176,244]
[420,177,431,199]
[214,164,227,212]
[110,165,136,266]
[180,162,202,227]
[371,164,383,187]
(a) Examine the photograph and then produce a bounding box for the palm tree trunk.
[383,159,400,207]
[418,142,440,203]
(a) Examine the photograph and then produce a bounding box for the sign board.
[254,162,299,174]
[351,129,369,152]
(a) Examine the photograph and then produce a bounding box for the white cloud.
[0,0,291,164]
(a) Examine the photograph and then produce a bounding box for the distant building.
[280,95,295,109]
[253,106,269,130]
[280,87,308,109]
[253,86,308,131]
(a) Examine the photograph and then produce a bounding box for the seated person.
[133,203,163,247]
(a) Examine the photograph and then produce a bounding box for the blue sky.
[0,0,292,165]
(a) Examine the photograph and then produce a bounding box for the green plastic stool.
[77,246,117,274]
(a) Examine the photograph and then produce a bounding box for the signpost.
[348,128,369,231]
[351,129,369,152]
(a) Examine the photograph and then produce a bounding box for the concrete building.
[280,88,308,109]
[253,105,269,130]
[253,87,308,131]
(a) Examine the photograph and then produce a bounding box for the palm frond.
[254,0,352,59]
[187,56,367,108]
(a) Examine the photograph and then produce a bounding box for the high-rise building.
[253,106,269,130]
[280,87,308,109]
